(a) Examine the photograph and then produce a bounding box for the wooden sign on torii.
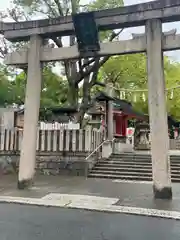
[1,0,180,200]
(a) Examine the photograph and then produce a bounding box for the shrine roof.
[168,116,180,128]
[16,106,78,115]
[113,98,146,118]
[95,92,115,101]
[88,91,146,119]
[46,107,78,114]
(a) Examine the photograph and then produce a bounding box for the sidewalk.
[1,175,180,212]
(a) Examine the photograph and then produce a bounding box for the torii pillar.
[146,19,172,199]
[106,83,114,140]
[18,35,42,189]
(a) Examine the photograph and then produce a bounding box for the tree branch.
[54,0,64,16]
[44,0,58,17]
[109,29,123,41]
[78,58,83,75]
[94,81,105,87]
[89,58,100,86]
[0,37,8,58]
[75,55,109,84]
[50,36,72,80]
[81,58,95,69]
[79,29,124,72]
[51,37,63,48]
[90,71,99,86]
[65,8,70,16]
[64,61,71,81]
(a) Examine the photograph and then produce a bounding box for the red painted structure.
[112,108,145,138]
[96,93,179,139]
[96,92,180,139]
[95,92,146,138]
[113,111,127,137]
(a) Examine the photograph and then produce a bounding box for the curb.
[0,196,179,220]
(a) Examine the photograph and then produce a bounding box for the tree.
[9,67,69,108]
[0,0,124,126]
[100,53,180,120]
[41,67,69,108]
[100,53,148,112]
[165,57,180,120]
[0,63,18,107]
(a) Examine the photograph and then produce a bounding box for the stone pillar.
[18,35,42,189]
[106,83,114,140]
[146,19,172,199]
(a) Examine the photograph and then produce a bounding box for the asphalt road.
[0,203,180,240]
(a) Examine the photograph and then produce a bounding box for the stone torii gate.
[1,0,180,199]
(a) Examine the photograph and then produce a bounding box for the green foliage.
[100,54,180,120]
[41,67,68,107]
[10,71,26,105]
[0,64,15,106]
[9,0,125,124]
[89,0,123,9]
[0,75,12,106]
[165,58,180,120]
[13,0,78,17]
[88,0,124,41]
[2,67,68,108]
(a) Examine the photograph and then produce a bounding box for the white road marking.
[41,193,119,205]
[0,195,179,220]
[0,196,68,207]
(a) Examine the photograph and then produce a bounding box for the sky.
[0,0,180,60]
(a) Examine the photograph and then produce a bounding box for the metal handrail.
[85,138,115,177]
[85,138,115,162]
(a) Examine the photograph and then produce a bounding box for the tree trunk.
[68,82,79,108]
[67,31,78,108]
[76,76,91,127]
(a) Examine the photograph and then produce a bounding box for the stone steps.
[93,166,180,173]
[88,173,180,182]
[88,173,152,181]
[89,169,180,176]
[88,153,180,182]
[98,161,180,167]
[109,155,180,161]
